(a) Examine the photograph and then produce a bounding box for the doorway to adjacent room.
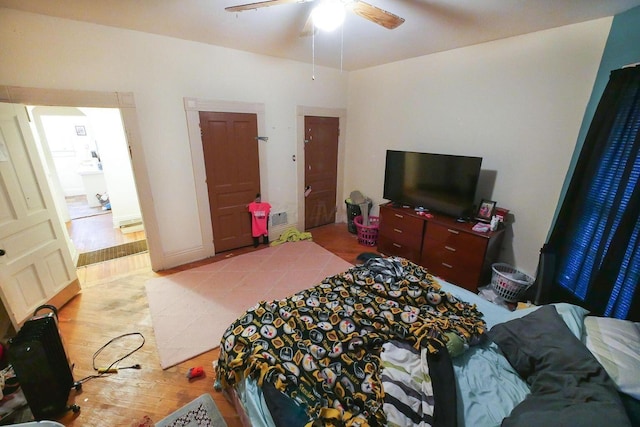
[29,106,146,266]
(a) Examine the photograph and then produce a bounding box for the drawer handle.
[445,246,456,252]
[447,229,460,235]
[393,243,402,248]
[394,214,404,219]
[441,262,453,269]
[393,228,403,234]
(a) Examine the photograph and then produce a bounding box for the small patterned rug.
[155,394,226,427]
[131,394,226,427]
[77,240,148,267]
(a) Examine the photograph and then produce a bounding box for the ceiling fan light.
[311,1,346,32]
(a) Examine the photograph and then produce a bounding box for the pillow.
[488,304,595,379]
[553,302,590,337]
[583,316,640,400]
[488,305,630,426]
[495,302,589,339]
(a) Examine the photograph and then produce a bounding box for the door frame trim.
[296,106,347,231]
[184,98,267,255]
[0,85,163,271]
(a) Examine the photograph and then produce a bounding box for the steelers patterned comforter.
[216,257,486,426]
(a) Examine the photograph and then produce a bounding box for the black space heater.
[8,305,81,420]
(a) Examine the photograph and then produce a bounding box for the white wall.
[0,8,348,267]
[34,110,91,198]
[0,7,615,277]
[81,107,142,227]
[345,18,612,277]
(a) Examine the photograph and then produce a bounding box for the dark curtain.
[547,65,640,321]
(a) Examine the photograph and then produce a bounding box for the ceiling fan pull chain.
[312,30,316,80]
[340,22,344,73]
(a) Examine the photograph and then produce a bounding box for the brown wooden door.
[200,111,259,252]
[305,116,339,229]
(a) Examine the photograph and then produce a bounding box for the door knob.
[0,249,5,256]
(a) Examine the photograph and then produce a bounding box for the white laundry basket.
[490,263,534,302]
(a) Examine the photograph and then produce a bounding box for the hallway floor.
[65,196,145,253]
[66,195,109,220]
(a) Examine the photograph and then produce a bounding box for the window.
[549,66,640,320]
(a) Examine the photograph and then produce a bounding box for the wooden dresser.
[377,203,505,292]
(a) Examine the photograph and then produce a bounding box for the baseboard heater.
[8,305,81,420]
[119,218,144,234]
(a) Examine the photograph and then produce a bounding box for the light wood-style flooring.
[66,210,146,254]
[49,217,375,426]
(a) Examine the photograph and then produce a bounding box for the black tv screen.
[383,150,482,217]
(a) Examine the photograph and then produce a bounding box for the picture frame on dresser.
[476,199,496,223]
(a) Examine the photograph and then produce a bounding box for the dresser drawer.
[422,258,481,292]
[421,223,489,291]
[378,236,421,263]
[379,208,424,249]
[422,235,484,267]
[424,222,486,251]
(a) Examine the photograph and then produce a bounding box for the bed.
[214,256,640,427]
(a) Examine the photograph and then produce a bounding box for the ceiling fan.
[225,0,405,31]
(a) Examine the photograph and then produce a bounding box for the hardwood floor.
[67,212,146,254]
[46,222,376,426]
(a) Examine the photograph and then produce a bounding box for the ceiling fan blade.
[226,0,314,13]
[350,1,405,29]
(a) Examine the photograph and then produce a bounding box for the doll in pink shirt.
[248,193,271,247]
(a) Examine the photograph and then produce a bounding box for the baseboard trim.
[161,246,215,270]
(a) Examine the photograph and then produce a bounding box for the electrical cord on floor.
[75,332,145,385]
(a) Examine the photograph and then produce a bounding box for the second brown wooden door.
[304,116,339,230]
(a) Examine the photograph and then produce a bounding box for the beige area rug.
[145,241,353,369]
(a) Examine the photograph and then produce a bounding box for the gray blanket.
[488,305,631,427]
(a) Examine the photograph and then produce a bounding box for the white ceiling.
[2,0,640,70]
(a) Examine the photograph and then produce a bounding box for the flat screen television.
[383,150,482,218]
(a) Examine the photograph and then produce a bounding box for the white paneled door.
[0,102,79,329]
